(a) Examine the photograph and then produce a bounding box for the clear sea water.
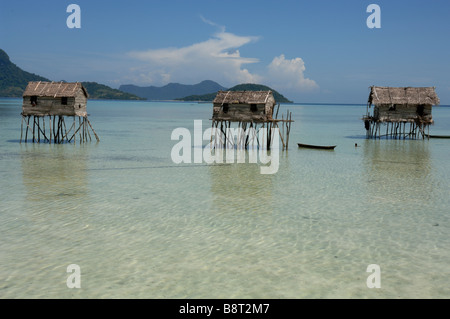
[0,98,449,298]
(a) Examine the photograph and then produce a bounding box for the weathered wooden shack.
[363,86,439,139]
[21,81,99,143]
[212,90,276,122]
[211,90,293,149]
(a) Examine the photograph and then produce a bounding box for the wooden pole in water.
[25,116,34,143]
[61,120,74,142]
[34,117,48,143]
[86,120,92,141]
[60,116,63,143]
[81,117,85,143]
[212,120,216,149]
[52,115,56,143]
[32,116,36,143]
[42,116,46,142]
[55,116,59,143]
[86,117,99,142]
[78,117,81,142]
[54,116,57,143]
[48,116,51,144]
[69,120,83,143]
[37,117,41,143]
[288,111,292,148]
[57,116,60,143]
[61,117,67,143]
[20,115,24,143]
[277,122,286,150]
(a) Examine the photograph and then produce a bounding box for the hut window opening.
[417,105,425,117]
[222,103,229,114]
[250,104,258,112]
[30,96,37,106]
[388,104,396,111]
[61,97,68,105]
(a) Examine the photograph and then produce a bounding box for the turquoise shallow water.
[0,98,449,298]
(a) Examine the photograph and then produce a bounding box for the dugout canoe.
[297,143,336,150]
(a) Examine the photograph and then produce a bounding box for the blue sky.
[1,0,449,104]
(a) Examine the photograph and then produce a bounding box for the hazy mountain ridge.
[119,80,227,100]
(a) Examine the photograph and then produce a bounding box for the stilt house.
[211,90,293,149]
[363,86,440,139]
[22,81,88,116]
[20,81,99,143]
[212,90,276,122]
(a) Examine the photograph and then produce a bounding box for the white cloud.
[127,29,261,86]
[125,19,318,94]
[266,54,319,92]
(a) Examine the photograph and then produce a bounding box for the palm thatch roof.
[368,86,439,106]
[23,81,88,98]
[213,90,274,105]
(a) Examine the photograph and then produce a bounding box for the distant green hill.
[81,82,145,100]
[0,49,50,97]
[0,48,144,100]
[177,83,293,103]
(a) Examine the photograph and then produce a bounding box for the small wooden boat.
[425,134,450,139]
[298,143,336,150]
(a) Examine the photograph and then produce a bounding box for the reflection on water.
[208,149,275,215]
[0,144,94,298]
[361,139,434,204]
[20,144,89,201]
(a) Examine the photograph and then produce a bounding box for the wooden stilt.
[25,116,33,143]
[61,117,67,143]
[37,117,40,143]
[20,116,24,143]
[42,116,46,142]
[287,111,292,149]
[78,117,81,142]
[32,116,36,143]
[86,117,99,142]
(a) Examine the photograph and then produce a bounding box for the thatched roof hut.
[212,90,276,122]
[22,81,88,117]
[367,86,439,123]
[368,86,440,107]
[364,86,440,139]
